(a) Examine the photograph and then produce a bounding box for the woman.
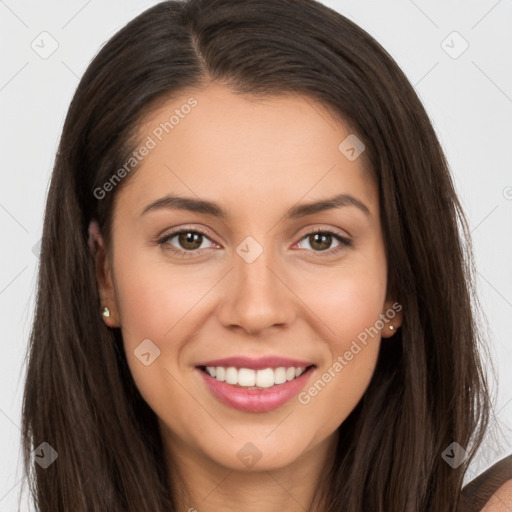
[20,0,512,510]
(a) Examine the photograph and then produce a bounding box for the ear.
[381,292,403,339]
[88,220,120,328]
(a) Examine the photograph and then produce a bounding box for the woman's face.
[96,83,402,473]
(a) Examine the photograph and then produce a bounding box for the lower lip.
[196,366,316,413]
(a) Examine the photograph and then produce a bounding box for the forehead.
[116,83,378,220]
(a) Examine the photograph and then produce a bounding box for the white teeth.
[274,367,287,385]
[256,368,274,388]
[225,367,238,385]
[204,365,309,388]
[238,368,256,386]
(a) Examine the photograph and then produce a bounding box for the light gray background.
[1,0,511,509]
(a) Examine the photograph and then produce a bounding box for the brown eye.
[176,231,204,251]
[308,232,333,251]
[157,228,216,257]
[296,229,352,254]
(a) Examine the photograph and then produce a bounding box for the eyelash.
[156,226,352,259]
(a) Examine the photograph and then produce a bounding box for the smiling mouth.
[197,364,316,389]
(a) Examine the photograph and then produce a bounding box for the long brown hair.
[21,0,495,510]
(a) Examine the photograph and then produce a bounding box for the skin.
[481,480,512,511]
[93,82,403,512]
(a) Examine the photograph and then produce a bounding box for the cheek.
[297,254,387,352]
[293,260,386,424]
[110,249,223,403]
[112,248,210,345]
[322,277,386,349]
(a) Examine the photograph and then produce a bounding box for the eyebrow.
[140,192,371,220]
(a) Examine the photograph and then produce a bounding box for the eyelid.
[294,224,351,241]
[156,224,215,240]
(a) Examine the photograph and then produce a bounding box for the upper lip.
[195,356,316,370]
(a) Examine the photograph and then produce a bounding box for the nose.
[216,241,296,335]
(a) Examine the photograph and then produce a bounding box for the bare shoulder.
[480,477,512,511]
